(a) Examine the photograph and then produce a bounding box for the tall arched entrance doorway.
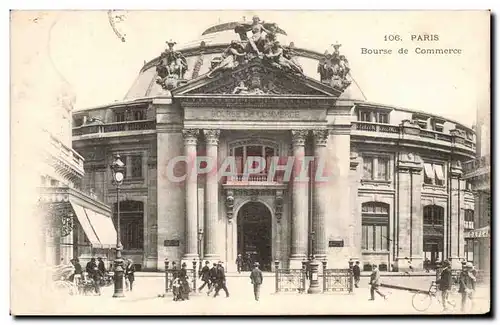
[237,201,272,271]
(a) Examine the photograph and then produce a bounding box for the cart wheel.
[412,292,432,312]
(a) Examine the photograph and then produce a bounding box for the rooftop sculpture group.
[156,40,188,90]
[317,42,351,91]
[207,16,303,78]
[154,17,352,93]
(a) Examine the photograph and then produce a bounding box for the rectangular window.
[363,157,373,179]
[434,123,444,133]
[130,155,143,178]
[115,112,126,122]
[367,226,374,250]
[362,224,389,251]
[133,110,145,121]
[359,110,372,122]
[377,157,389,180]
[377,112,389,124]
[362,226,368,250]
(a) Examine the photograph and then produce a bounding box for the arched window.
[361,202,389,251]
[423,205,444,265]
[113,200,144,250]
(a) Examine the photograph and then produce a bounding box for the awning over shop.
[70,200,102,248]
[84,208,118,248]
[464,225,490,239]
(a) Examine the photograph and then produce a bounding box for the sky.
[11,10,490,127]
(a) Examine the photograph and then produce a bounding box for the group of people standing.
[66,257,135,295]
[437,260,477,311]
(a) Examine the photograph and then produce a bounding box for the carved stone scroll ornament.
[291,130,309,147]
[317,42,351,92]
[182,129,199,145]
[203,129,220,146]
[226,190,235,223]
[312,129,329,147]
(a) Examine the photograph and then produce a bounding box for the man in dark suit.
[437,260,453,310]
[207,262,218,295]
[353,261,361,288]
[249,262,263,301]
[85,257,101,295]
[97,257,106,275]
[213,261,229,298]
[198,261,211,293]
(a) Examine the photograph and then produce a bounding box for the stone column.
[289,130,309,269]
[396,152,423,271]
[449,161,465,269]
[203,129,220,262]
[349,152,362,261]
[182,129,199,261]
[312,129,329,260]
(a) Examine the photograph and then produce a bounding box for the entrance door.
[237,201,272,271]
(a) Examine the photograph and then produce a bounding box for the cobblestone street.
[41,273,490,315]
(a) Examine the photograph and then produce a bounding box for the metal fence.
[321,268,353,293]
[163,261,198,294]
[274,261,306,293]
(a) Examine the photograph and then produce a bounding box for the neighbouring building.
[14,13,118,268]
[462,99,490,272]
[71,18,477,272]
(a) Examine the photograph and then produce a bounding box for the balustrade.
[72,120,156,136]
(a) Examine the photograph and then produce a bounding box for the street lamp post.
[198,228,204,274]
[110,154,126,298]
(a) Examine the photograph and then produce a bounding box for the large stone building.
[462,99,490,271]
[71,18,477,272]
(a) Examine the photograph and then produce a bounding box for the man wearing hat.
[249,262,263,301]
[236,254,243,274]
[459,262,476,312]
[368,264,387,301]
[437,260,453,310]
[213,261,230,298]
[352,261,361,288]
[198,261,211,293]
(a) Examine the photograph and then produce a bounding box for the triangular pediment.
[172,61,341,97]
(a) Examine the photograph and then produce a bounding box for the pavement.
[33,272,490,315]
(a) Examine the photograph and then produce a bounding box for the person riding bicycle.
[436,260,453,310]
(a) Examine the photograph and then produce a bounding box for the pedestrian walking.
[352,261,361,288]
[437,260,452,310]
[424,258,430,273]
[249,262,263,301]
[459,262,476,312]
[179,262,191,300]
[198,261,211,293]
[236,254,244,273]
[213,261,230,298]
[207,262,218,295]
[125,259,136,292]
[368,264,387,301]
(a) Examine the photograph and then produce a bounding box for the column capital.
[291,130,309,147]
[312,129,329,147]
[182,128,199,145]
[203,129,220,146]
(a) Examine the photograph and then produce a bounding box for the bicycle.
[412,281,458,312]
